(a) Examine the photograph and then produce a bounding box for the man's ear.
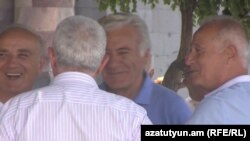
[48,47,57,71]
[93,55,109,78]
[39,57,46,72]
[143,48,151,64]
[38,48,48,72]
[224,44,237,60]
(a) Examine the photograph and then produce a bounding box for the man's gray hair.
[53,15,107,72]
[199,15,249,68]
[98,13,151,55]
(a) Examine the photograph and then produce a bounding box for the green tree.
[97,0,250,91]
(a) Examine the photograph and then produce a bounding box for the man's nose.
[185,51,195,66]
[105,53,118,68]
[7,56,19,68]
[107,52,122,62]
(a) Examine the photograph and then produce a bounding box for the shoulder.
[187,95,226,124]
[188,82,250,124]
[216,82,250,99]
[0,88,40,126]
[95,89,152,124]
[152,83,175,95]
[96,89,149,118]
[151,83,187,103]
[0,85,62,118]
[150,83,192,115]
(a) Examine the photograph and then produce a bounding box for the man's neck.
[107,73,145,100]
[0,93,12,103]
[108,86,140,99]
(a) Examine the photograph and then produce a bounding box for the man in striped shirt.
[0,15,151,141]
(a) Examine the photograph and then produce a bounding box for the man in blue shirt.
[185,15,250,124]
[98,13,192,124]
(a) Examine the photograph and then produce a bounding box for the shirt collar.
[134,73,153,105]
[206,75,250,97]
[99,73,154,105]
[52,72,97,87]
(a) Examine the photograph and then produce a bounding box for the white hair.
[53,15,107,72]
[98,13,151,56]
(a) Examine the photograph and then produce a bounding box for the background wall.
[74,0,182,81]
[0,0,189,97]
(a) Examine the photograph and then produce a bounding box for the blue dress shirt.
[187,75,250,124]
[100,73,192,124]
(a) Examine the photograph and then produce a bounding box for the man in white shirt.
[0,25,45,109]
[0,15,151,141]
[185,15,250,124]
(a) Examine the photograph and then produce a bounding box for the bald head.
[196,15,249,67]
[0,25,45,58]
[185,15,249,92]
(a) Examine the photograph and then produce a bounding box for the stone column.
[14,0,75,88]
[14,0,75,48]
[0,0,14,30]
[75,0,106,20]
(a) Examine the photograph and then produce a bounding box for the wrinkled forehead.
[193,23,221,44]
[0,28,37,40]
[0,28,41,48]
[0,29,41,53]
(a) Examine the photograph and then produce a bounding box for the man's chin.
[107,83,128,91]
[8,86,30,94]
[108,85,125,90]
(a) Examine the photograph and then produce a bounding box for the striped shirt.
[0,72,151,141]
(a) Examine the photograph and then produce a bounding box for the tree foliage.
[97,0,250,34]
[97,0,250,91]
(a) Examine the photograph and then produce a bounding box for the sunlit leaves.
[97,0,250,36]
[193,0,220,25]
[221,0,250,36]
[97,0,138,13]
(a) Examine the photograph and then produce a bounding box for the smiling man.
[98,13,192,124]
[0,25,45,106]
[185,15,250,124]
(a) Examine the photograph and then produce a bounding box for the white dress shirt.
[0,72,151,141]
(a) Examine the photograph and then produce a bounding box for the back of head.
[198,15,249,68]
[98,13,151,55]
[53,15,107,72]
